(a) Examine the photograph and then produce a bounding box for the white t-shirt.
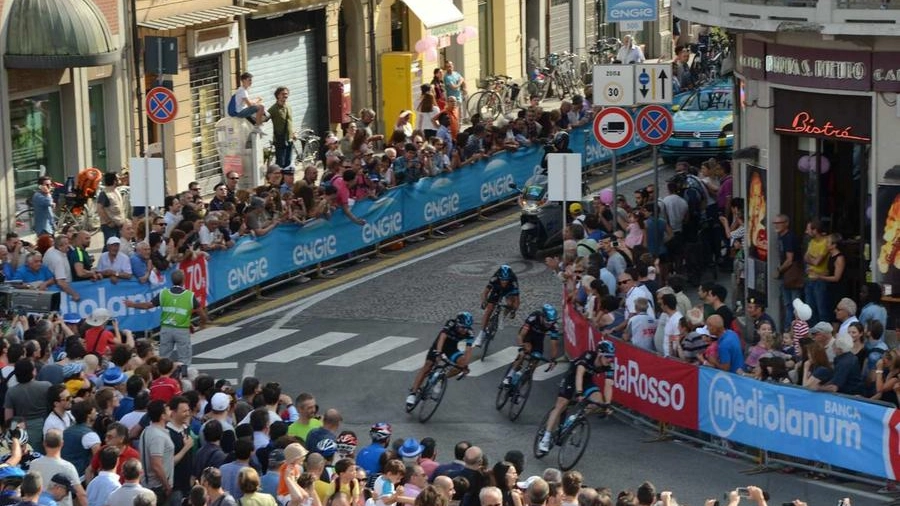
[119,410,146,430]
[415,107,440,131]
[663,311,683,357]
[43,410,74,435]
[235,86,251,112]
[624,285,654,318]
[43,247,71,281]
[627,314,657,352]
[662,194,689,232]
[373,475,396,506]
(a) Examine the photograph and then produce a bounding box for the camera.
[736,488,750,498]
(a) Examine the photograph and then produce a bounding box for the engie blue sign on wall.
[606,0,658,22]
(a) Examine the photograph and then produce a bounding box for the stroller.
[53,167,101,232]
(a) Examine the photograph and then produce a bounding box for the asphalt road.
[194,161,891,506]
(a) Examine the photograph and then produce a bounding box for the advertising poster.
[876,184,900,291]
[746,165,768,292]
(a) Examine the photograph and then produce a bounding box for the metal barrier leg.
[643,421,673,443]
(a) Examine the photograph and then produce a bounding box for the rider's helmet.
[497,265,513,281]
[598,340,616,357]
[553,131,570,152]
[456,311,474,329]
[0,465,24,488]
[542,304,559,323]
[370,422,392,442]
[315,438,338,458]
[336,431,358,457]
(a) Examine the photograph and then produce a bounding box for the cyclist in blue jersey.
[474,265,521,347]
[537,340,615,454]
[406,312,475,408]
[502,304,561,386]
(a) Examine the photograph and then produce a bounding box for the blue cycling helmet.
[316,438,338,458]
[498,265,513,281]
[542,304,559,323]
[598,340,615,357]
[456,311,474,329]
[0,465,24,481]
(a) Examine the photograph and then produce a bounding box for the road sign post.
[145,86,177,235]
[593,107,634,221]
[635,105,674,229]
[593,65,635,107]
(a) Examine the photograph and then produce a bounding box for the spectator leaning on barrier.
[703,315,744,373]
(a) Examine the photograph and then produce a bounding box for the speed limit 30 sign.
[593,65,635,106]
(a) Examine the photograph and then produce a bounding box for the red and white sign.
[179,254,209,308]
[592,106,634,150]
[635,105,674,145]
[145,86,178,125]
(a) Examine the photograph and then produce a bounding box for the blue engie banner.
[605,0,658,22]
[699,369,894,478]
[61,134,631,332]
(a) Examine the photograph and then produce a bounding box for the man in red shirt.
[149,358,182,402]
[87,421,139,484]
[83,308,134,357]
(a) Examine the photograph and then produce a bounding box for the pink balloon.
[797,155,810,173]
[426,35,439,47]
[599,188,614,205]
[464,26,477,38]
[424,47,438,62]
[812,155,830,174]
[414,38,427,54]
[456,32,468,45]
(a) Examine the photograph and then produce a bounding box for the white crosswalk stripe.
[382,351,429,372]
[532,364,567,381]
[192,362,238,370]
[258,332,358,363]
[319,336,417,367]
[195,329,295,360]
[466,347,519,377]
[191,326,242,345]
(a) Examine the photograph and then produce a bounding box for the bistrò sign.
[773,89,871,143]
[736,39,900,93]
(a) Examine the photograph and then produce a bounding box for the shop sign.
[765,44,870,91]
[737,39,765,80]
[872,52,900,92]
[773,89,871,143]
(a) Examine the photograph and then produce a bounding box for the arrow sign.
[638,69,650,98]
[658,69,668,100]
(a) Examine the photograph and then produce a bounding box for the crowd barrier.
[562,300,900,481]
[49,123,647,331]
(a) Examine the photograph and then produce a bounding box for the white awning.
[401,0,464,30]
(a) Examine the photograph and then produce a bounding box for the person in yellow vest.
[124,269,205,368]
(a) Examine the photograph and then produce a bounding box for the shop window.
[88,83,107,171]
[189,57,223,186]
[478,0,494,79]
[9,92,64,200]
[391,2,409,52]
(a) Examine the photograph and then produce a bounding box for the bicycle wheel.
[466,92,484,118]
[482,309,500,358]
[495,364,514,410]
[508,372,533,421]
[14,209,33,236]
[418,375,447,423]
[533,407,554,458]
[477,91,502,121]
[557,417,591,471]
[523,81,541,105]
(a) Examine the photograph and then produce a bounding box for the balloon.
[456,32,468,45]
[424,47,438,62]
[599,188,614,205]
[464,25,477,39]
[797,155,810,173]
[812,155,830,174]
[414,38,427,54]
[426,35,439,47]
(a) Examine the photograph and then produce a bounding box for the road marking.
[318,336,417,367]
[192,326,241,345]
[467,347,520,377]
[242,363,256,382]
[191,362,238,370]
[195,329,296,360]
[533,365,567,381]
[383,351,429,372]
[258,332,358,363]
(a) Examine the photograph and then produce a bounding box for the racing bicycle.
[405,356,469,423]
[481,302,515,358]
[533,391,610,470]
[496,351,553,421]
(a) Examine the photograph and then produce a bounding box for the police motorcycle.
[511,132,585,259]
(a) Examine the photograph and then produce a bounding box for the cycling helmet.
[370,422,392,442]
[336,431,358,456]
[2,424,27,448]
[316,438,338,458]
[598,340,616,357]
[456,311,474,329]
[542,304,559,323]
[553,131,570,152]
[0,465,24,482]
[497,265,513,281]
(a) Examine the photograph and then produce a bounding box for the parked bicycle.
[404,356,469,423]
[496,351,552,421]
[523,53,580,104]
[466,75,521,121]
[263,128,321,168]
[582,37,622,85]
[533,389,610,470]
[480,301,515,358]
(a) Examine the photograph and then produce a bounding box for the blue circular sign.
[145,86,178,124]
[638,70,650,86]
[635,105,673,146]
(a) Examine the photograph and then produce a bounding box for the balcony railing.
[675,0,900,35]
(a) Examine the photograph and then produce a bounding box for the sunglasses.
[618,280,631,285]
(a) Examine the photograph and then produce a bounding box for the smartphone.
[736,488,750,498]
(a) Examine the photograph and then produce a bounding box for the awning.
[242,0,292,5]
[5,0,119,69]
[138,5,255,31]
[401,0,464,33]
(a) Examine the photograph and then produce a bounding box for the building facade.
[675,0,900,326]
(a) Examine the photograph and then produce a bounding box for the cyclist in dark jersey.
[537,340,615,453]
[474,265,521,347]
[501,304,561,386]
[406,312,475,408]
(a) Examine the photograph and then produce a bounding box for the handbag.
[782,261,804,289]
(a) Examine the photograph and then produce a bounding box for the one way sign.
[634,63,672,105]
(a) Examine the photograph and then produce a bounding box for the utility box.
[328,79,352,125]
[380,52,422,134]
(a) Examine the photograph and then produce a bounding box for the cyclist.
[406,312,475,408]
[537,340,615,454]
[501,304,561,386]
[474,265,521,347]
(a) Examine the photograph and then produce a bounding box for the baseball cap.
[51,473,74,494]
[106,237,121,246]
[810,322,834,335]
[268,449,286,465]
[569,202,583,215]
[210,392,230,412]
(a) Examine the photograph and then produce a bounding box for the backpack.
[227,94,239,117]
[0,368,15,426]
[673,173,708,241]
